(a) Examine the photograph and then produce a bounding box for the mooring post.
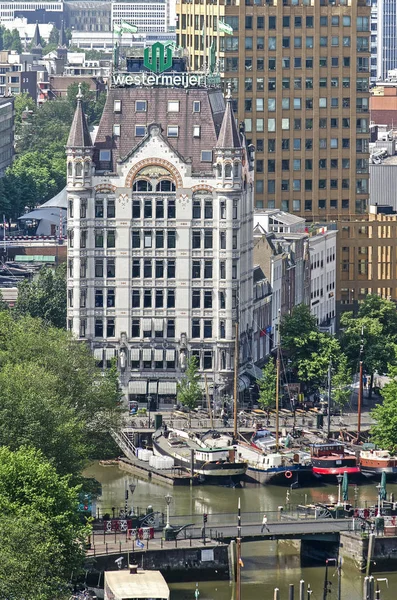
[299,580,305,600]
[274,588,280,600]
[289,584,294,600]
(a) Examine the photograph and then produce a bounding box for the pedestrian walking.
[261,514,270,533]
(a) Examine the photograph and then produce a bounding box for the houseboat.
[311,443,360,479]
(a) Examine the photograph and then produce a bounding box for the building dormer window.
[99,149,111,162]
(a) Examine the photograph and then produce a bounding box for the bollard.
[161,538,163,549]
[369,576,375,600]
[175,538,178,548]
[274,588,280,600]
[106,543,108,554]
[119,542,121,552]
[289,584,294,600]
[299,580,305,600]
[114,530,117,543]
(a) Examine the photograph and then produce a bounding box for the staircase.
[111,429,137,461]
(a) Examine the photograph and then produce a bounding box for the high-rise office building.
[177,0,371,221]
[66,56,254,406]
[371,0,397,83]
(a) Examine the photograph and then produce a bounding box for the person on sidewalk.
[261,514,270,533]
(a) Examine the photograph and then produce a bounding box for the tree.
[177,356,202,422]
[0,446,88,596]
[371,359,397,452]
[0,312,123,478]
[14,263,67,328]
[280,304,319,371]
[331,353,352,409]
[48,25,59,46]
[67,82,106,125]
[358,294,397,338]
[257,359,276,420]
[0,290,8,312]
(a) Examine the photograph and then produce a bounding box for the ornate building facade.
[66,74,254,407]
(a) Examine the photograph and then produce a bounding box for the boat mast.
[357,326,364,442]
[275,345,280,453]
[233,321,239,442]
[327,359,332,439]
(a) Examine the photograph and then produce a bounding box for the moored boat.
[152,428,247,484]
[311,443,360,479]
[360,449,397,478]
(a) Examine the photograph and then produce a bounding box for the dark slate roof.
[67,92,92,148]
[32,22,42,48]
[93,86,225,173]
[215,94,241,150]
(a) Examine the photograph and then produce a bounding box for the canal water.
[84,463,397,600]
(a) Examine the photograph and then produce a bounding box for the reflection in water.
[84,463,397,600]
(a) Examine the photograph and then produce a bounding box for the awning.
[105,348,115,359]
[242,363,263,381]
[129,380,147,394]
[142,348,152,361]
[158,381,177,395]
[130,348,140,361]
[153,318,164,331]
[142,319,152,331]
[148,381,158,393]
[166,349,175,361]
[154,349,163,361]
[94,348,103,360]
[238,375,251,392]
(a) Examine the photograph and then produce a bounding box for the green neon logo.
[143,42,173,74]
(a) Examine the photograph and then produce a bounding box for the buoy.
[285,471,292,479]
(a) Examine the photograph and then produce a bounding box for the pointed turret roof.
[216,85,241,150]
[58,20,67,48]
[32,22,42,48]
[66,84,92,148]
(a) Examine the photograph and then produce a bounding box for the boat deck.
[154,430,205,460]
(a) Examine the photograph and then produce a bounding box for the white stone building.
[308,226,337,334]
[111,0,170,33]
[66,76,254,407]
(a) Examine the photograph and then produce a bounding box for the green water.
[84,463,397,600]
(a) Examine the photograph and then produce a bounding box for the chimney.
[129,564,138,575]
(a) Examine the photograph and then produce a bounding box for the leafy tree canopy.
[0,446,87,598]
[0,312,122,478]
[14,263,66,328]
[177,356,202,412]
[257,358,276,414]
[371,357,397,452]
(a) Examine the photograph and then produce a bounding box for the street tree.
[177,356,202,423]
[371,359,397,452]
[0,312,123,478]
[14,263,67,328]
[0,446,88,594]
[280,304,320,371]
[257,359,276,420]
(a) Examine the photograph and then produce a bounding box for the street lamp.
[336,474,343,506]
[129,483,136,516]
[163,494,173,541]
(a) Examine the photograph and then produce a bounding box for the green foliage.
[14,92,36,124]
[14,264,66,328]
[0,446,88,597]
[48,25,59,46]
[1,27,22,53]
[177,356,202,411]
[67,82,107,126]
[0,312,123,477]
[0,290,8,312]
[331,353,352,408]
[371,359,397,452]
[280,304,352,394]
[257,359,276,413]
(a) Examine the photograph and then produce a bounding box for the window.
[168,101,179,112]
[201,151,212,162]
[132,290,140,307]
[95,230,104,248]
[193,101,200,113]
[192,319,200,338]
[107,289,115,308]
[107,199,115,219]
[95,259,103,278]
[204,260,212,279]
[167,230,176,248]
[107,230,115,248]
[192,261,201,278]
[155,289,163,308]
[95,289,103,308]
[132,230,140,248]
[204,230,213,249]
[168,260,175,278]
[167,126,179,137]
[80,230,87,249]
[204,199,213,219]
[192,289,200,308]
[132,200,140,219]
[144,260,152,278]
[113,124,120,136]
[155,230,164,249]
[95,319,103,338]
[136,100,147,112]
[193,126,200,138]
[204,320,212,338]
[131,319,140,338]
[99,150,111,162]
[135,125,146,137]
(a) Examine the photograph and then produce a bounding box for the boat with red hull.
[310,443,360,478]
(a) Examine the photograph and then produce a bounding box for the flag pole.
[236,497,242,600]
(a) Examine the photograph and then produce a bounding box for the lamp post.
[336,474,343,506]
[129,482,136,516]
[163,494,173,540]
[147,395,152,429]
[376,484,382,517]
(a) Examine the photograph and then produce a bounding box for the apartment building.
[112,0,170,33]
[66,55,254,406]
[176,0,371,221]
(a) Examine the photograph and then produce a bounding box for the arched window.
[217,163,222,177]
[221,351,226,371]
[156,179,176,192]
[225,163,232,178]
[132,179,152,192]
[84,161,90,176]
[75,162,83,177]
[233,162,240,178]
[68,162,72,176]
